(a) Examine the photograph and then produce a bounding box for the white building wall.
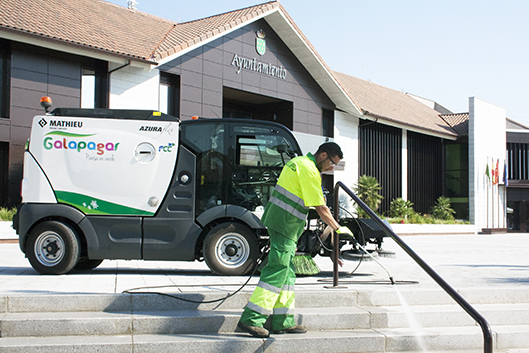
[334,110,359,190]
[109,65,160,110]
[469,97,506,230]
[292,110,358,190]
[402,129,408,200]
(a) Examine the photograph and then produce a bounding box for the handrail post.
[333,181,493,353]
[324,183,345,289]
[332,183,340,287]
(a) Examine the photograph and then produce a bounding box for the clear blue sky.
[106,0,529,126]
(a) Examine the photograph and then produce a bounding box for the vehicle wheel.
[74,258,103,271]
[203,222,259,276]
[26,221,80,275]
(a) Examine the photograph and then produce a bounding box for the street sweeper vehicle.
[13,99,389,276]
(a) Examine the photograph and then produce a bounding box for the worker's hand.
[335,226,353,236]
[331,256,343,267]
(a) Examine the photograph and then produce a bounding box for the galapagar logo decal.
[43,131,119,155]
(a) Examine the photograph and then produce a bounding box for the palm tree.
[353,175,384,217]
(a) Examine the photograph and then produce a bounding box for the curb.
[389,223,477,235]
[0,221,16,241]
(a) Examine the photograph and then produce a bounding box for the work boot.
[272,325,307,334]
[237,321,270,338]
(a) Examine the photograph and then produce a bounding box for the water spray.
[352,238,395,285]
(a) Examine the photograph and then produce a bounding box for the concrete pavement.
[1,221,528,295]
[2,221,529,352]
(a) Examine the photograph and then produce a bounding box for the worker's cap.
[316,142,343,159]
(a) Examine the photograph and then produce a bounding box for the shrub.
[0,207,17,222]
[388,198,415,219]
[431,196,456,221]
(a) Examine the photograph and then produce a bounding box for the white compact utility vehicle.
[13,101,302,275]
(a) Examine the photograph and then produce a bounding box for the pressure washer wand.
[353,239,395,285]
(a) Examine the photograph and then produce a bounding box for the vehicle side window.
[234,127,298,168]
[231,124,299,212]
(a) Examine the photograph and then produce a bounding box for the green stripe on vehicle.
[45,131,96,138]
[55,190,154,216]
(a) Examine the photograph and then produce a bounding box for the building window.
[159,73,180,118]
[507,142,529,180]
[359,121,402,214]
[407,131,443,214]
[0,40,10,118]
[0,142,8,206]
[81,60,108,109]
[322,108,334,138]
[81,69,96,108]
[444,140,469,219]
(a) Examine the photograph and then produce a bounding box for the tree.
[353,175,383,217]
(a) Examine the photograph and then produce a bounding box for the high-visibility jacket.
[261,153,325,241]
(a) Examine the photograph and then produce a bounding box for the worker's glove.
[335,226,353,236]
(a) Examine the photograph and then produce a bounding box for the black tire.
[26,221,80,275]
[74,258,104,271]
[203,222,259,276]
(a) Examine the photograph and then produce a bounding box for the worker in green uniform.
[238,142,353,338]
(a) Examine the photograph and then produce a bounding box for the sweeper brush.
[292,252,321,276]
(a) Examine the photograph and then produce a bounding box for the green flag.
[485,163,490,181]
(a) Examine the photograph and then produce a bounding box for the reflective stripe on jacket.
[261,153,324,241]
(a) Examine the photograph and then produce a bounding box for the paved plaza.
[1,221,528,296]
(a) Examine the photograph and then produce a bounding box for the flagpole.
[497,177,500,229]
[496,159,500,229]
[486,157,490,229]
[504,157,508,229]
[490,158,494,228]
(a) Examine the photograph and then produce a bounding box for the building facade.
[0,0,511,232]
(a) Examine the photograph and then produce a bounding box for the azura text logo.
[139,126,162,132]
[43,131,119,156]
[139,125,175,135]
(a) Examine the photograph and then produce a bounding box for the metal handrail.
[332,181,493,353]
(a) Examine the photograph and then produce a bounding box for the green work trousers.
[239,229,297,330]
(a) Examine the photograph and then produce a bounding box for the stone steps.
[2,303,529,337]
[1,288,528,352]
[1,327,528,353]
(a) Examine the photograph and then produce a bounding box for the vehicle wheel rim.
[215,233,250,268]
[34,231,65,267]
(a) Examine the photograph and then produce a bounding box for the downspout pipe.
[107,60,131,107]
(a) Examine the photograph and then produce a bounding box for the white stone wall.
[469,97,507,230]
[334,110,359,190]
[292,110,359,190]
[402,129,408,200]
[109,65,160,110]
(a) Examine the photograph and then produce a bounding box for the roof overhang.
[156,6,363,118]
[264,10,362,118]
[0,27,154,69]
[363,112,458,140]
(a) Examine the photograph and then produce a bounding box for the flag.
[495,160,499,184]
[503,160,509,187]
[485,163,490,181]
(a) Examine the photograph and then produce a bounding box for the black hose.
[122,244,270,304]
